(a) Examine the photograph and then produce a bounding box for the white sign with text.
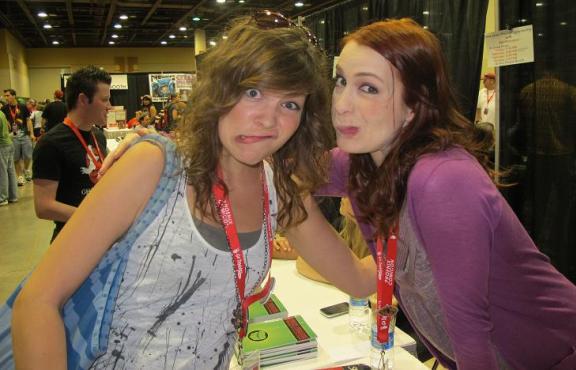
[485,25,534,67]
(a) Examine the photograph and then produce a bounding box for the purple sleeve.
[408,156,502,369]
[315,148,350,197]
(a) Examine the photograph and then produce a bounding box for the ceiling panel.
[0,0,344,48]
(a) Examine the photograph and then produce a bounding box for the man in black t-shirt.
[42,89,68,132]
[33,66,111,241]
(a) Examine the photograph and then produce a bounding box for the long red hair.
[344,18,494,238]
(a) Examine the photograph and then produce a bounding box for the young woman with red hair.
[317,18,576,370]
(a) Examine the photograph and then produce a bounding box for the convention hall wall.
[0,32,196,101]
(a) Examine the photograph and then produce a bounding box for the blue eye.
[246,88,262,98]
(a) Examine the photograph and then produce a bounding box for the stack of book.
[238,295,318,367]
[248,294,288,323]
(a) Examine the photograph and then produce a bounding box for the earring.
[401,119,409,128]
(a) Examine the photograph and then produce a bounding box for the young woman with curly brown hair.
[9,14,374,369]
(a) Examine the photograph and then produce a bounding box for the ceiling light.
[111,34,118,39]
[161,41,167,45]
[43,24,52,29]
[169,34,175,39]
[216,0,225,3]
[114,24,122,29]
[536,2,544,6]
[239,0,245,3]
[109,41,115,45]
[179,26,187,31]
[362,6,368,11]
[52,41,59,45]
[38,12,47,18]
[423,10,430,15]
[222,35,228,39]
[184,35,188,39]
[560,21,568,26]
[537,33,544,36]
[320,20,325,24]
[209,40,217,46]
[119,15,128,20]
[295,1,304,7]
[192,17,201,21]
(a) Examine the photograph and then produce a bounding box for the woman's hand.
[98,128,151,179]
[272,235,298,260]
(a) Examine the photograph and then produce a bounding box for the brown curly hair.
[344,18,495,238]
[175,16,333,228]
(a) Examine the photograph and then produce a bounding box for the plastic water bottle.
[369,324,394,369]
[369,304,398,370]
[348,296,370,336]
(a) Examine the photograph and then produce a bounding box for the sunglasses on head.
[252,10,320,48]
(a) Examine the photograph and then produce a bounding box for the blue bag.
[0,134,180,369]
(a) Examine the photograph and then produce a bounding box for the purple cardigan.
[318,148,576,370]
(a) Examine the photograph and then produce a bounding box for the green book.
[247,294,288,323]
[240,315,317,357]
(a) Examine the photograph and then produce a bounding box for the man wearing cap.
[42,89,68,132]
[476,72,497,128]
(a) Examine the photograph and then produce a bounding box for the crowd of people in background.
[0,89,69,206]
[0,85,182,208]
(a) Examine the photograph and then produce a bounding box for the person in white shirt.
[476,72,497,130]
[26,99,43,140]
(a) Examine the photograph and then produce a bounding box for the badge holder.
[370,304,398,370]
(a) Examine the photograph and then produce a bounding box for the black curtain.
[499,0,576,283]
[304,0,488,122]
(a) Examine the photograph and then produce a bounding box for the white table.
[245,259,428,370]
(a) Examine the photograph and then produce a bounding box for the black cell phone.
[320,302,349,318]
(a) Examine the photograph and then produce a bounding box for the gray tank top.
[91,163,277,369]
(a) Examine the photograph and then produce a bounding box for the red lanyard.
[375,225,398,344]
[212,165,274,339]
[63,117,105,173]
[486,90,495,105]
[8,105,18,122]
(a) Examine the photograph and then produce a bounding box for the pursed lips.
[236,134,276,144]
[335,126,360,136]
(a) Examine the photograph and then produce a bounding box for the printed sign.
[485,25,534,67]
[148,73,195,102]
[110,74,128,90]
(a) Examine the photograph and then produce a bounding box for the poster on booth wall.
[175,73,195,102]
[148,73,196,102]
[148,74,176,102]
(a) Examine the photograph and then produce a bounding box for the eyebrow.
[335,65,385,83]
